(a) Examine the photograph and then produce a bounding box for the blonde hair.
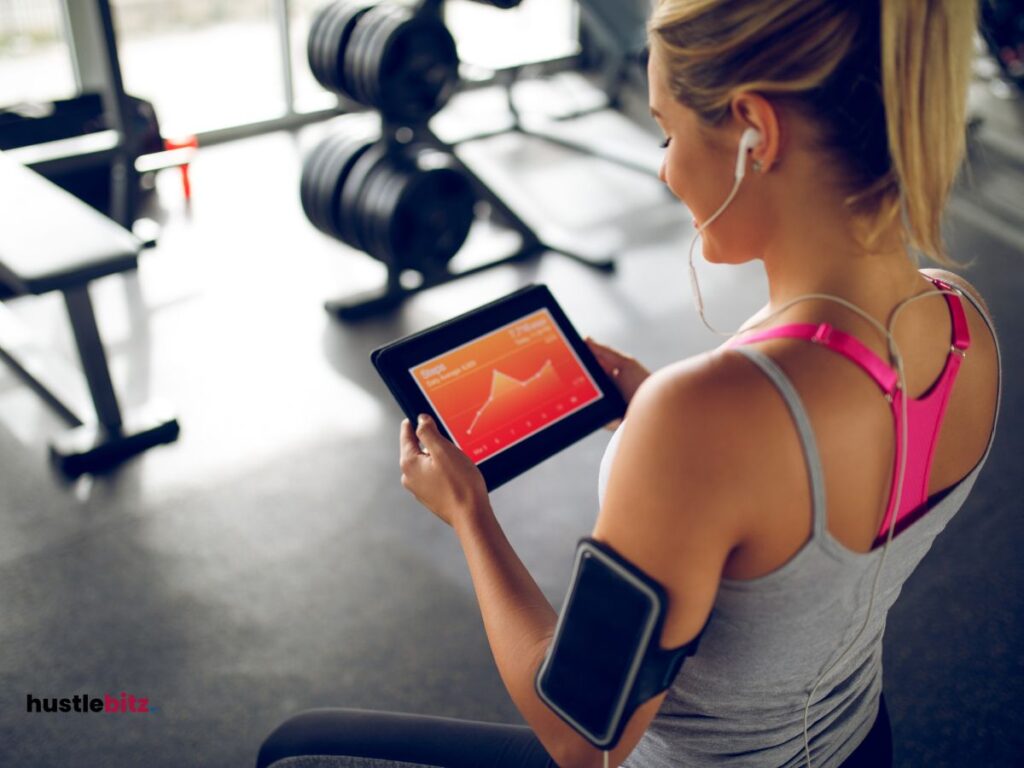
[648,0,977,264]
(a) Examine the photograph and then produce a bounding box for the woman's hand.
[399,414,490,528]
[585,337,651,429]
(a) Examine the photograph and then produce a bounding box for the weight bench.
[0,150,179,477]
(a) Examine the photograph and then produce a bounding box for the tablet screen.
[409,308,603,463]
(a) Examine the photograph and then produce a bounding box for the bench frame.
[0,280,179,477]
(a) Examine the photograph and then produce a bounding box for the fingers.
[586,337,628,380]
[415,414,444,450]
[586,336,627,365]
[399,418,424,468]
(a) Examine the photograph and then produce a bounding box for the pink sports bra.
[728,276,971,546]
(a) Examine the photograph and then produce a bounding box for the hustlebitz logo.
[26,692,157,714]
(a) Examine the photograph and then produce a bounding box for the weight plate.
[363,5,406,113]
[345,6,388,107]
[300,136,337,232]
[395,164,475,269]
[378,14,459,122]
[309,1,349,90]
[308,130,358,234]
[339,140,387,252]
[362,6,405,111]
[364,155,406,265]
[325,1,373,96]
[352,146,397,256]
[316,130,364,238]
[306,3,333,86]
[324,130,374,237]
[312,132,351,234]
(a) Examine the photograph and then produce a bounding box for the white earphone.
[693,126,762,235]
[686,127,764,326]
[734,126,764,181]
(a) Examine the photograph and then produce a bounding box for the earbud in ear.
[734,128,764,181]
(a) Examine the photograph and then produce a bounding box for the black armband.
[535,537,706,750]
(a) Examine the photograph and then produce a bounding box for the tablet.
[372,284,626,490]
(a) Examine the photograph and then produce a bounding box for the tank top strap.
[732,347,828,537]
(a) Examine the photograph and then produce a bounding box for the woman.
[258,1,1000,766]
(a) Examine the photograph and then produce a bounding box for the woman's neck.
[759,199,926,325]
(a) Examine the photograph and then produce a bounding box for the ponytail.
[880,0,977,264]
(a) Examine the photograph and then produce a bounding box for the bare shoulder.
[594,348,807,642]
[622,350,782,466]
[597,349,796,547]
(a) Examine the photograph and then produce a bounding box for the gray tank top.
[598,299,1001,768]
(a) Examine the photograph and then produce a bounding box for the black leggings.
[256,695,892,768]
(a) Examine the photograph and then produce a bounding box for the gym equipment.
[981,0,1024,93]
[302,130,476,274]
[303,0,617,320]
[451,0,656,179]
[0,150,180,476]
[308,0,460,123]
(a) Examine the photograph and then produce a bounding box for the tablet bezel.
[372,284,626,490]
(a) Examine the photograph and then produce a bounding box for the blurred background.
[0,1,1021,766]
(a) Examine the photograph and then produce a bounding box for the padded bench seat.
[0,149,178,476]
[0,150,140,294]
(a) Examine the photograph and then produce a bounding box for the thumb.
[416,414,442,446]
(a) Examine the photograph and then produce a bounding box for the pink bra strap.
[927,277,971,352]
[728,323,900,397]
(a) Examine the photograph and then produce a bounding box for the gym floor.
[1,78,1021,767]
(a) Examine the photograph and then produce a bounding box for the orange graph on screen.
[410,309,601,463]
[467,360,563,435]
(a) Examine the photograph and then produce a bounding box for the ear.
[730,93,782,172]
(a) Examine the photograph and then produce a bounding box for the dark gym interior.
[0,1,1021,766]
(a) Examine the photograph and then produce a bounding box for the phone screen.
[539,548,658,742]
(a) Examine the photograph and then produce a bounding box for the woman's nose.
[658,160,667,184]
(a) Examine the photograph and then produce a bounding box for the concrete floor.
[0,77,1021,767]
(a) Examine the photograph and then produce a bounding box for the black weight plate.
[300,135,339,232]
[378,14,459,122]
[352,147,397,257]
[322,130,374,237]
[342,141,385,252]
[363,155,405,265]
[394,165,475,269]
[338,141,387,252]
[325,1,373,96]
[306,3,333,86]
[309,1,349,90]
[345,6,388,107]
[309,132,349,234]
[372,153,420,267]
[362,5,406,113]
[316,1,351,91]
[317,128,374,237]
[361,6,403,110]
[316,130,363,238]
[309,131,349,234]
[307,131,355,234]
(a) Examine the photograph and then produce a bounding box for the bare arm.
[401,348,759,767]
